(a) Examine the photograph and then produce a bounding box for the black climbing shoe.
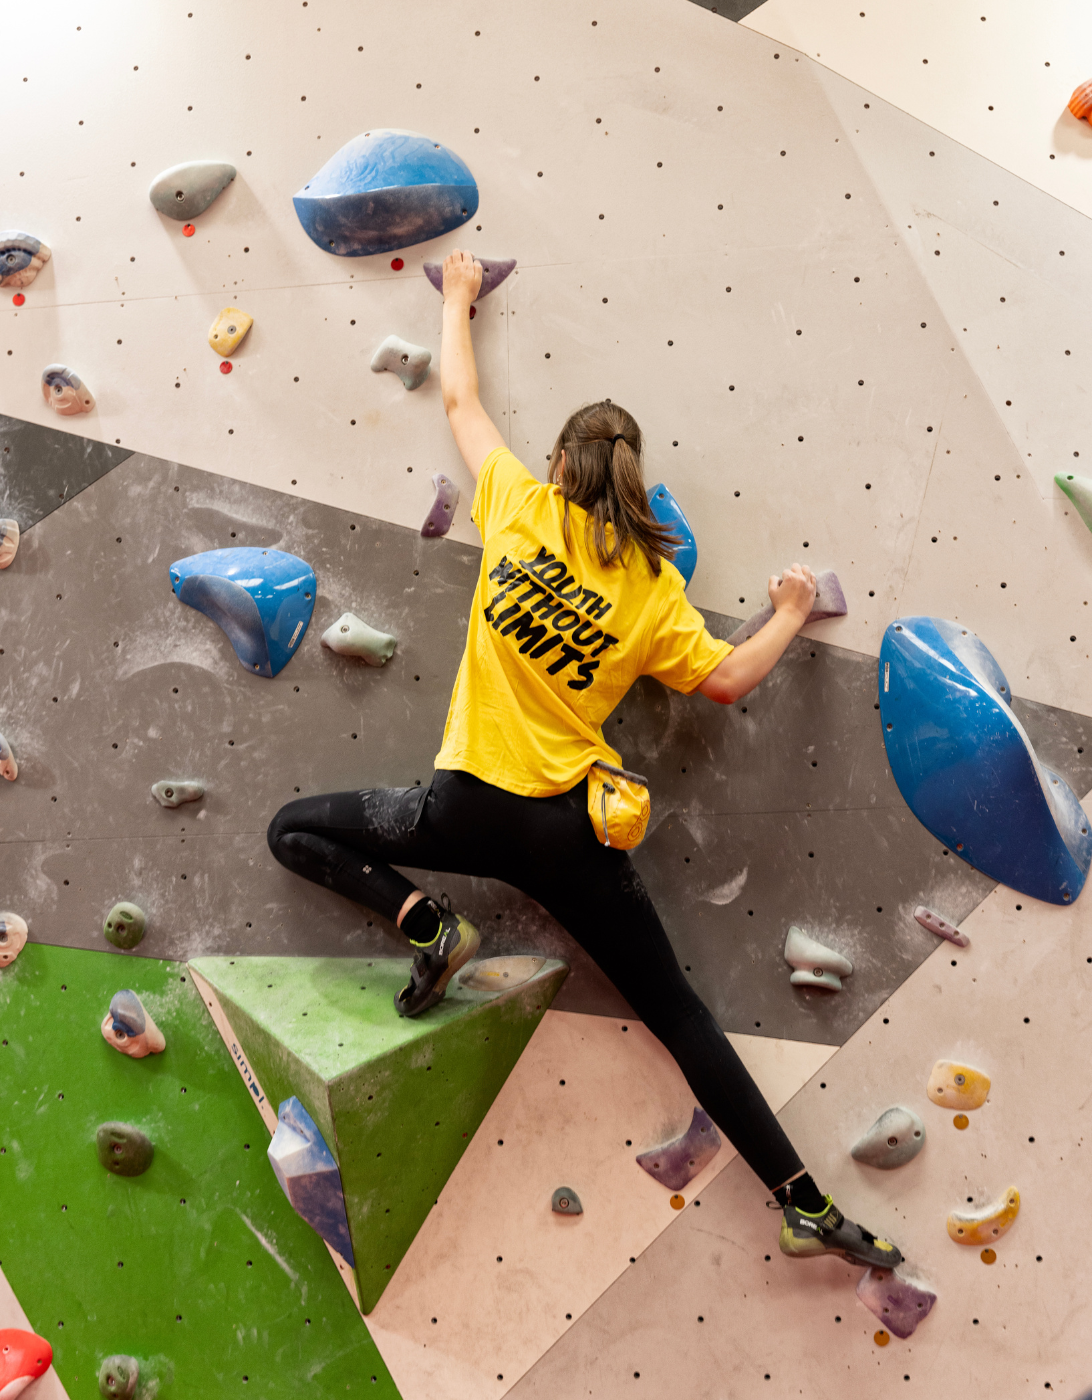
[394,904,481,1018]
[777,1195,903,1269]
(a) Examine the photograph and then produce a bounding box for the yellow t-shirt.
[434,447,732,797]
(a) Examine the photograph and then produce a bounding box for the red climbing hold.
[469,304,476,319]
[0,1329,53,1394]
[390,257,404,270]
[11,293,25,307]
[219,360,233,374]
[183,223,196,238]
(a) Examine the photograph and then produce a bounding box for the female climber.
[267,249,902,1271]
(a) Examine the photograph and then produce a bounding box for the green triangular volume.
[189,955,567,1313]
[1056,471,1092,535]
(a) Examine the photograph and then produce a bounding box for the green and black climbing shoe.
[394,901,481,1018]
[778,1196,903,1269]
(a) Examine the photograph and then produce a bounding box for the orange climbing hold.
[1069,81,1092,122]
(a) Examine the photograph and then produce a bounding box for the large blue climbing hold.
[169,547,315,679]
[879,617,1092,905]
[646,484,698,588]
[268,1097,355,1265]
[292,128,478,258]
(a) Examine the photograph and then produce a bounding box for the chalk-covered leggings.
[266,768,803,1190]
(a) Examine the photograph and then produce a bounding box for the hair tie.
[610,433,625,446]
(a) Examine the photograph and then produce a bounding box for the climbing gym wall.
[2,0,1091,1396]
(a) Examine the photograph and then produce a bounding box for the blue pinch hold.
[646,483,698,588]
[109,989,146,1039]
[268,1097,355,1265]
[293,128,478,258]
[169,547,316,679]
[879,617,1092,905]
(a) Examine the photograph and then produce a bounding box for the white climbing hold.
[370,335,431,391]
[320,612,397,666]
[151,780,205,808]
[914,905,969,948]
[0,913,28,968]
[0,730,17,781]
[459,956,546,991]
[784,925,853,991]
[101,989,166,1059]
[851,1106,926,1169]
[947,1186,1019,1246]
[0,520,19,569]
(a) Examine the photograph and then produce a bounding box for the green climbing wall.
[190,956,568,1313]
[0,943,400,1397]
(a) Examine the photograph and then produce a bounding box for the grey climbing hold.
[0,912,28,968]
[269,1096,355,1264]
[422,255,517,302]
[151,780,205,808]
[148,161,237,222]
[96,1122,154,1177]
[725,569,848,647]
[551,1186,583,1216]
[0,231,52,289]
[851,1107,926,1169]
[101,989,166,1059]
[0,519,19,569]
[0,730,16,781]
[320,612,397,666]
[1056,471,1092,535]
[784,925,853,991]
[913,905,969,948]
[856,1267,936,1339]
[97,1355,139,1399]
[636,1107,722,1190]
[103,902,146,951]
[370,334,431,390]
[460,956,546,991]
[421,472,460,538]
[41,364,95,417]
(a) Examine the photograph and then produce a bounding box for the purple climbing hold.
[725,569,847,648]
[421,472,460,538]
[636,1107,721,1191]
[422,255,516,302]
[856,1266,937,1339]
[913,905,969,948]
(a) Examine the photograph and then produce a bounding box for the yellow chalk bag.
[587,761,651,850]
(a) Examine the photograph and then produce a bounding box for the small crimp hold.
[914,905,969,947]
[421,472,460,537]
[551,1186,583,1215]
[636,1107,722,1190]
[726,569,847,647]
[151,780,205,808]
[0,730,16,781]
[101,989,166,1059]
[0,231,52,289]
[423,255,516,301]
[320,612,397,666]
[927,1059,990,1111]
[784,925,853,991]
[856,1266,936,1339]
[851,1106,926,1169]
[103,901,147,951]
[947,1187,1020,1246]
[41,364,95,416]
[208,306,254,357]
[0,519,19,569]
[370,334,431,390]
[96,1121,154,1177]
[0,912,29,968]
[98,1354,139,1399]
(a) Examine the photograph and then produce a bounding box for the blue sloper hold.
[268,1097,355,1265]
[293,129,478,258]
[646,484,697,588]
[169,547,315,679]
[880,617,1092,905]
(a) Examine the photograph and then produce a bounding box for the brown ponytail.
[547,401,679,576]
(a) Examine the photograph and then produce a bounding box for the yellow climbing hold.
[927,1059,990,1111]
[670,1193,685,1210]
[208,306,253,357]
[947,1187,1020,1247]
[874,1329,889,1347]
[953,1114,969,1130]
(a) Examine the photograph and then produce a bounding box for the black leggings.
[266,768,803,1190]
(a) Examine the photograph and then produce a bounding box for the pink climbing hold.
[914,905,969,948]
[12,293,25,307]
[423,254,516,302]
[219,360,232,374]
[725,569,848,647]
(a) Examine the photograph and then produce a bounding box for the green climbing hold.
[190,953,568,1312]
[1056,471,1092,535]
[103,902,146,950]
[98,1354,139,1398]
[96,1122,154,1177]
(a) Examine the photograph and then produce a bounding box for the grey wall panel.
[688,0,769,21]
[0,414,131,530]
[2,441,1089,1036]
